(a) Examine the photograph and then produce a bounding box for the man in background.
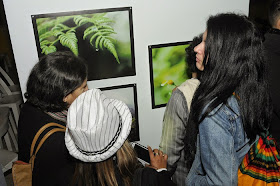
[263,0,280,142]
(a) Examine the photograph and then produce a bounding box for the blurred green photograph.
[149,41,191,108]
[31,7,136,81]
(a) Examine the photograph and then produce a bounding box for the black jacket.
[18,102,75,186]
[264,28,280,142]
[133,168,176,186]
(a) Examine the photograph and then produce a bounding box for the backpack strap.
[29,123,66,170]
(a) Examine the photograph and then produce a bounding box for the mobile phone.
[133,143,150,164]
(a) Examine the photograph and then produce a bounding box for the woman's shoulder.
[178,78,200,93]
[177,78,200,110]
[202,96,240,125]
[19,102,65,125]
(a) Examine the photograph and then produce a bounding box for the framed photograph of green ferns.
[99,84,140,142]
[149,41,192,109]
[31,7,136,81]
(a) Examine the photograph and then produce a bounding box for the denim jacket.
[186,96,252,186]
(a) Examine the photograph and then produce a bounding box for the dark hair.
[185,34,203,78]
[185,13,272,169]
[25,51,88,112]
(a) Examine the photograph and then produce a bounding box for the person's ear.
[63,96,68,103]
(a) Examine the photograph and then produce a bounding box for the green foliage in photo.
[36,13,120,63]
[152,44,191,106]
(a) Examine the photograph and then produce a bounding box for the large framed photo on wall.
[99,84,140,142]
[149,41,192,109]
[31,7,136,81]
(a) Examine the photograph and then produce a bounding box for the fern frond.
[74,15,91,26]
[98,28,115,33]
[89,30,116,46]
[55,16,73,24]
[104,35,116,41]
[51,23,70,31]
[39,31,55,42]
[40,40,51,46]
[37,19,56,36]
[89,32,101,45]
[53,30,64,37]
[88,13,113,25]
[94,35,119,63]
[83,25,98,39]
[92,13,107,18]
[102,31,117,36]
[95,35,102,49]
[58,31,78,56]
[97,25,114,30]
[41,45,57,55]
[36,18,51,27]
[98,37,106,50]
[103,39,120,64]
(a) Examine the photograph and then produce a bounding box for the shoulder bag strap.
[30,123,66,157]
[29,123,66,170]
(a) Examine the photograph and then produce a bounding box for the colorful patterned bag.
[238,131,280,185]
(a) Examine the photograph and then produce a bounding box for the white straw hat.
[65,89,132,162]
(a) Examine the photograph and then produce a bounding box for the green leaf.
[41,45,57,55]
[83,25,98,39]
[98,36,105,50]
[97,25,114,30]
[58,31,78,56]
[39,31,54,42]
[40,40,51,46]
[73,15,90,26]
[92,13,107,18]
[89,32,101,45]
[37,19,56,36]
[103,39,120,64]
[55,16,73,24]
[53,30,64,37]
[51,23,70,31]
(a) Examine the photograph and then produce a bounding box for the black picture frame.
[149,41,192,109]
[99,84,140,142]
[31,7,136,81]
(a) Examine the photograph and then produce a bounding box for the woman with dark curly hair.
[185,13,272,185]
[18,51,88,185]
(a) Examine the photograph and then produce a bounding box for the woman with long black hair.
[185,13,272,185]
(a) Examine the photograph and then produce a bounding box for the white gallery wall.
[3,0,249,148]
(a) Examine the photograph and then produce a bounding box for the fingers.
[148,146,154,157]
[163,154,168,161]
[154,149,159,156]
[153,149,164,157]
[146,146,168,170]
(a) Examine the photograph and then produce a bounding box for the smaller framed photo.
[149,41,192,109]
[99,84,140,142]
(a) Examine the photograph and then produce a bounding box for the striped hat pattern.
[65,89,132,162]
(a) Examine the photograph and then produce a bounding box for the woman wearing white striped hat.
[65,89,175,186]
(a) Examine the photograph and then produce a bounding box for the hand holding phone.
[147,146,168,170]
